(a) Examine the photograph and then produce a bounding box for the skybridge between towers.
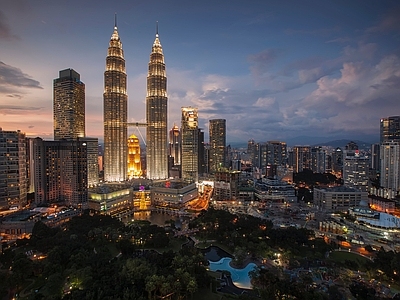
[127,122,147,146]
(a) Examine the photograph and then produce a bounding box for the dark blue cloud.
[0,61,42,92]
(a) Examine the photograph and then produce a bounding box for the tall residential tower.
[209,119,226,173]
[380,141,400,193]
[53,69,85,140]
[380,116,400,143]
[0,129,27,209]
[103,18,128,182]
[146,25,168,179]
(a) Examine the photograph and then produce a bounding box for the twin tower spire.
[103,16,168,182]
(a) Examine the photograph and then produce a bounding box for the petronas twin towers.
[103,19,168,182]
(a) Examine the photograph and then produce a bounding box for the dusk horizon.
[1,0,399,144]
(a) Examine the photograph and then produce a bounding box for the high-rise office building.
[209,119,226,173]
[380,141,400,192]
[81,137,99,187]
[181,107,199,182]
[293,146,311,173]
[198,129,205,175]
[370,143,380,171]
[104,19,128,182]
[127,134,142,178]
[169,125,181,166]
[204,143,210,174]
[247,139,256,167]
[146,26,168,180]
[53,68,85,140]
[31,138,88,207]
[0,129,27,209]
[380,116,400,143]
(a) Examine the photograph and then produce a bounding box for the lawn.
[329,250,371,264]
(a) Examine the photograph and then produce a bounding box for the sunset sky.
[1,0,399,145]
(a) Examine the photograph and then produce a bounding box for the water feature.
[209,257,257,289]
[203,246,256,289]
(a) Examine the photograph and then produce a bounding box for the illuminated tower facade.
[53,68,85,140]
[0,129,27,210]
[380,141,400,192]
[128,134,142,178]
[146,26,168,179]
[181,107,199,182]
[169,125,181,165]
[209,119,226,173]
[103,19,128,182]
[293,146,311,173]
[380,116,400,143]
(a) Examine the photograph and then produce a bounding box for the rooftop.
[1,210,40,222]
[89,183,131,194]
[315,186,361,193]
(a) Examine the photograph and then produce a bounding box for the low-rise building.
[313,186,368,211]
[43,209,82,227]
[151,181,197,209]
[88,184,133,215]
[368,195,396,214]
[0,210,41,241]
[254,178,296,203]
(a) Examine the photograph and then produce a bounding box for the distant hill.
[311,139,372,150]
[227,137,377,150]
[285,135,378,147]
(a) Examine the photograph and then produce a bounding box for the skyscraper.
[146,25,168,180]
[81,137,99,187]
[343,152,369,192]
[209,119,226,173]
[53,68,85,140]
[247,139,256,167]
[169,125,181,166]
[258,141,287,173]
[32,138,88,207]
[331,147,343,176]
[311,147,327,174]
[380,141,400,192]
[292,146,311,173]
[370,143,380,171]
[380,116,400,143]
[198,129,205,175]
[181,107,199,182]
[0,129,27,209]
[103,18,128,182]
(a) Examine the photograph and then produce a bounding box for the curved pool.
[209,257,256,289]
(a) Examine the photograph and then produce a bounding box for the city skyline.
[1,1,400,144]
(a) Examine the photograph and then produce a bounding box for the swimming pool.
[208,257,257,289]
